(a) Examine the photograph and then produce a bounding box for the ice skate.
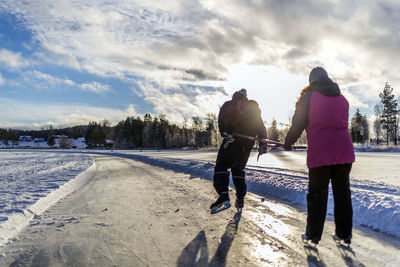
[301,233,319,246]
[332,234,351,246]
[210,193,231,214]
[235,197,244,212]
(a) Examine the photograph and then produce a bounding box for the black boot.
[235,197,244,209]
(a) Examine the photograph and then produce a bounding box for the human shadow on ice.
[303,244,326,267]
[335,244,365,267]
[177,211,241,267]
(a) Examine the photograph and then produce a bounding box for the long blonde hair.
[296,82,315,104]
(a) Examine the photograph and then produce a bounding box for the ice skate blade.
[332,234,351,246]
[301,234,318,246]
[210,201,231,214]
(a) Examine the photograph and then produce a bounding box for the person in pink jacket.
[284,67,355,245]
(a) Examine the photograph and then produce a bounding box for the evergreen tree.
[350,109,369,144]
[373,117,382,145]
[361,115,370,145]
[350,109,363,143]
[192,116,205,147]
[157,114,170,148]
[85,121,106,148]
[0,128,9,147]
[47,125,55,147]
[377,82,398,145]
[205,113,218,147]
[143,113,154,147]
[267,118,281,142]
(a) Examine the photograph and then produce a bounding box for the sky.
[0,0,399,130]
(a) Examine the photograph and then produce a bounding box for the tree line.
[1,82,398,148]
[111,113,221,149]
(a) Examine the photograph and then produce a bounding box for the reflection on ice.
[247,150,307,174]
[245,195,295,262]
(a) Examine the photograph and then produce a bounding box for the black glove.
[257,142,268,161]
[223,134,235,149]
[258,142,268,155]
[283,142,292,151]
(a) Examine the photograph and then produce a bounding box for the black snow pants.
[213,139,252,199]
[306,163,353,242]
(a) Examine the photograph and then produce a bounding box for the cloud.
[1,0,400,124]
[19,70,111,95]
[0,97,138,129]
[0,49,30,70]
[80,81,111,94]
[0,73,4,85]
[135,80,227,123]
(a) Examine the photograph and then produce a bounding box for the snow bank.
[0,151,95,246]
[113,152,400,238]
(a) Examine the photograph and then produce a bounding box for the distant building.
[19,136,32,142]
[105,139,114,148]
[34,138,46,143]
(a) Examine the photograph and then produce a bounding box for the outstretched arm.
[284,92,312,150]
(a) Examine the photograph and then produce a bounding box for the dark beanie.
[309,67,328,84]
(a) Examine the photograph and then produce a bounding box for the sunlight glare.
[224,64,307,124]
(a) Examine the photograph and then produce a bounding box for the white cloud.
[19,70,111,95]
[0,97,138,129]
[20,70,78,92]
[0,49,30,70]
[135,80,227,123]
[1,0,400,124]
[80,81,111,94]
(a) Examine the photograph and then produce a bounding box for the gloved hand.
[258,142,268,155]
[257,142,268,161]
[223,134,235,149]
[283,142,292,151]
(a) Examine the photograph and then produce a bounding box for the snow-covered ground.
[0,150,95,246]
[0,149,399,249]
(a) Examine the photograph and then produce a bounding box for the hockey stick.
[223,132,307,150]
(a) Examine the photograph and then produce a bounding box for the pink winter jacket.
[306,92,355,168]
[284,77,355,169]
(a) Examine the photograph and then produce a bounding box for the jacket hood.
[313,76,341,96]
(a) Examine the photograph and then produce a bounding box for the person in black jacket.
[210,89,268,214]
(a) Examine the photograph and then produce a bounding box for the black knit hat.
[309,67,328,84]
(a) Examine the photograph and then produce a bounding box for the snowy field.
[0,151,95,246]
[0,149,399,248]
[1,137,87,149]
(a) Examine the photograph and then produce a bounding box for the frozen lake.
[0,149,399,245]
[121,150,400,187]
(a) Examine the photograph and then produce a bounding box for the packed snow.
[0,149,399,248]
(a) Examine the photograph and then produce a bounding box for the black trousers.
[213,140,252,199]
[306,163,353,241]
